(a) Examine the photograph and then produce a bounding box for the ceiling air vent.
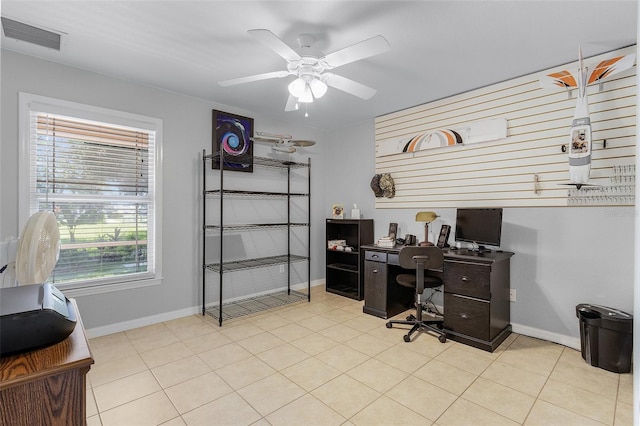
[1,17,62,51]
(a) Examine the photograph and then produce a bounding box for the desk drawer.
[387,253,400,265]
[444,261,490,299]
[365,251,387,263]
[444,293,490,341]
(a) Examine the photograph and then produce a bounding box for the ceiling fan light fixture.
[221,29,390,114]
[309,78,328,98]
[288,78,306,97]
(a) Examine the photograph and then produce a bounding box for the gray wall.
[1,49,635,348]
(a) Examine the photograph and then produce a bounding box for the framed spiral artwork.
[212,109,254,172]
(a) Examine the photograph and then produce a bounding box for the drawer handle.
[461,276,470,282]
[372,269,379,273]
[372,255,379,259]
[459,313,471,320]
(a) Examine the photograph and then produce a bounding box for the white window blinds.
[22,95,161,291]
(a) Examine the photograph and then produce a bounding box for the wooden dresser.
[0,299,94,425]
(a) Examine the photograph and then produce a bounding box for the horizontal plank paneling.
[375,45,636,208]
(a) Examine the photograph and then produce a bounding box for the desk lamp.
[415,211,438,246]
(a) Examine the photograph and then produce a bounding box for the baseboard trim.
[85,279,325,338]
[511,322,580,351]
[85,306,200,338]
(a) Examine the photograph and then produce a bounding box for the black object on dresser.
[326,219,374,300]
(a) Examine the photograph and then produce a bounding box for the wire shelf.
[204,189,309,198]
[204,289,308,321]
[203,153,309,170]
[205,223,309,232]
[205,254,309,273]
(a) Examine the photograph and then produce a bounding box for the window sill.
[60,276,163,297]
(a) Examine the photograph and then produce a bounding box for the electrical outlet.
[509,289,516,302]
[279,265,285,273]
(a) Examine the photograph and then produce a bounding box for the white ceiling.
[1,1,637,130]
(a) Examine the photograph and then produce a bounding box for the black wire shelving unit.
[201,150,311,325]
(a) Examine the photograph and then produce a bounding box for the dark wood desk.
[0,299,94,425]
[362,244,514,352]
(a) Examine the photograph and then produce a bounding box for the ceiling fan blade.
[323,73,377,100]
[248,29,301,62]
[322,35,390,68]
[218,70,290,87]
[284,94,298,111]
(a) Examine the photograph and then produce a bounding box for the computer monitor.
[454,208,503,251]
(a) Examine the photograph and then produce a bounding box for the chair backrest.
[398,246,444,271]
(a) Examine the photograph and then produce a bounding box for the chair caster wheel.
[386,322,393,329]
[438,335,447,343]
[436,323,444,330]
[403,335,411,343]
[406,315,415,321]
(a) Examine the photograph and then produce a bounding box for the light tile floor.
[86,286,633,425]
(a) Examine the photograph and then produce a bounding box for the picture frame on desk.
[437,224,451,248]
[388,222,398,240]
[332,204,344,219]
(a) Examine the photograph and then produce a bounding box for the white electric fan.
[0,211,77,357]
[0,211,61,287]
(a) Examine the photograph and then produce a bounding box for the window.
[19,93,162,295]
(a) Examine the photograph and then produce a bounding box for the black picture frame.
[388,222,398,240]
[212,110,254,172]
[437,224,451,248]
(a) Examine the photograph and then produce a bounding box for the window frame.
[19,93,163,297]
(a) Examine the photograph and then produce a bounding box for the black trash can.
[576,304,633,373]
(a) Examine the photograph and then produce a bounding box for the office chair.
[386,246,447,343]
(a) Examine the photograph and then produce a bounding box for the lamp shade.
[416,211,438,246]
[309,78,328,98]
[288,78,306,98]
[415,211,438,223]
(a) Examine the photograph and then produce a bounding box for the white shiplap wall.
[374,45,636,208]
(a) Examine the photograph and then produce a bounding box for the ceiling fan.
[219,29,391,112]
[251,131,316,153]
